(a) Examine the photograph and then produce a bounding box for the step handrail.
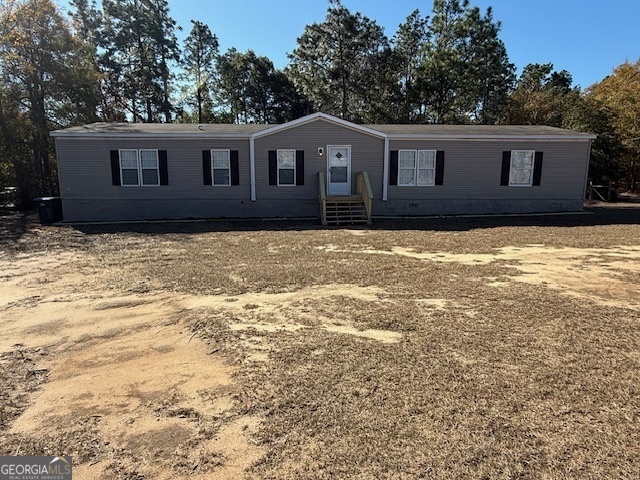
[356,171,373,225]
[318,171,327,225]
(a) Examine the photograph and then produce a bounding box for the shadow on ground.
[66,204,640,235]
[2,204,640,239]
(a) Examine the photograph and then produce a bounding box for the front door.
[327,145,351,195]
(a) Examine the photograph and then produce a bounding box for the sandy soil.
[1,206,640,478]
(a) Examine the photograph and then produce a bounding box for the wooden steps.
[319,171,373,226]
[324,195,368,225]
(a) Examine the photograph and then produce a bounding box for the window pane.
[418,168,435,186]
[330,155,348,167]
[140,150,158,167]
[398,169,415,185]
[213,169,230,185]
[122,169,139,185]
[277,150,295,167]
[279,169,294,185]
[510,151,534,185]
[330,166,348,183]
[141,168,159,185]
[512,151,533,169]
[418,151,435,169]
[399,151,415,168]
[120,150,138,168]
[212,150,229,168]
[510,169,532,185]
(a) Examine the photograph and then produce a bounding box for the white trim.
[417,150,437,186]
[276,149,296,186]
[52,132,596,141]
[387,134,596,141]
[397,150,417,187]
[382,137,389,201]
[52,133,256,139]
[508,150,535,187]
[119,149,160,187]
[326,145,352,195]
[251,112,387,139]
[119,149,139,187]
[249,137,256,201]
[211,149,231,186]
[396,149,437,187]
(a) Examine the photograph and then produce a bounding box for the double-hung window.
[211,150,230,186]
[277,149,296,186]
[417,150,436,186]
[509,150,535,187]
[119,149,159,186]
[398,150,416,186]
[398,150,436,186]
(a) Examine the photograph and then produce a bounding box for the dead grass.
[1,207,640,478]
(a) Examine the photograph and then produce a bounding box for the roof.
[52,122,271,137]
[51,113,596,140]
[367,124,591,137]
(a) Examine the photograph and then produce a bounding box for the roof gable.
[251,112,387,139]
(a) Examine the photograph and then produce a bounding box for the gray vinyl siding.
[254,119,385,201]
[387,139,590,199]
[55,137,254,221]
[378,139,590,215]
[53,118,592,221]
[56,137,251,200]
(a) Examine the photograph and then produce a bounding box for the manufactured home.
[51,112,595,224]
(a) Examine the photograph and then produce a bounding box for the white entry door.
[327,145,351,195]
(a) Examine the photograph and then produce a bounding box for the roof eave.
[387,134,597,141]
[251,112,387,139]
[50,132,254,139]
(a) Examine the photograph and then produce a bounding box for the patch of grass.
[3,209,640,478]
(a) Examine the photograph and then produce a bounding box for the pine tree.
[182,20,218,123]
[288,0,390,122]
[100,0,179,122]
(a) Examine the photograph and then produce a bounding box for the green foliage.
[391,9,430,123]
[100,0,180,122]
[287,0,392,123]
[420,0,515,124]
[0,0,100,199]
[588,60,640,189]
[217,48,310,124]
[181,20,218,123]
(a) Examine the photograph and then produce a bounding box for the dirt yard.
[1,205,639,479]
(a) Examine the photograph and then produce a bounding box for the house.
[51,112,595,224]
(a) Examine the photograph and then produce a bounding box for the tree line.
[0,0,638,204]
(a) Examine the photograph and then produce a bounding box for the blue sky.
[59,0,640,89]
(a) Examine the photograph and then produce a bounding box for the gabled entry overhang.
[248,112,388,202]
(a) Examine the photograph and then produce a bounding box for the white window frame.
[509,150,535,187]
[211,149,231,186]
[417,150,436,186]
[119,149,159,187]
[398,149,436,187]
[276,149,296,186]
[398,150,416,186]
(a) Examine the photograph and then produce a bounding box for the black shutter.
[389,150,398,186]
[110,150,121,186]
[202,150,212,185]
[435,151,445,186]
[500,151,511,186]
[230,150,240,185]
[296,150,305,186]
[533,151,543,186]
[159,150,169,185]
[268,150,277,185]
